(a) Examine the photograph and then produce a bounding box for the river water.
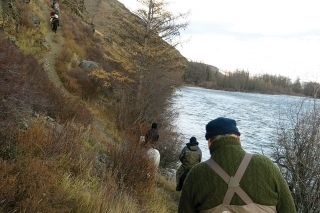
[171,86,316,161]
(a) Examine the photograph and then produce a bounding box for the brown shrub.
[17,119,80,158]
[110,139,156,196]
[16,2,34,28]
[0,158,72,213]
[0,33,92,153]
[67,68,98,99]
[272,98,320,211]
[157,128,182,171]
[0,112,103,212]
[0,31,91,120]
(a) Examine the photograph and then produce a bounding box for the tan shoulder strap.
[205,153,253,205]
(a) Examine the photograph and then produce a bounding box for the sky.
[117,0,320,82]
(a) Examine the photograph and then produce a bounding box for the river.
[171,86,316,161]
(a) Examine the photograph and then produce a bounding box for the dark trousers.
[52,21,58,32]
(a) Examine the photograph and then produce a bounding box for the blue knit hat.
[205,117,240,140]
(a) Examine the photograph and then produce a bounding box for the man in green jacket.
[176,136,202,191]
[178,117,296,213]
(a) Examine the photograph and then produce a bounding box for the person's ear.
[237,136,241,143]
[207,138,211,148]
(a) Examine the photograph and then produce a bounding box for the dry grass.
[13,0,52,58]
[16,27,45,57]
[0,158,72,213]
[0,115,179,213]
[60,170,141,213]
[109,140,157,195]
[141,175,180,213]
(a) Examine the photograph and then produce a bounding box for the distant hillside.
[84,0,123,33]
[184,61,221,85]
[85,0,187,62]
[84,0,223,86]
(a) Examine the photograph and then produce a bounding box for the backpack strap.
[205,153,253,205]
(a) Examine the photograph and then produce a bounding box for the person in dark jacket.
[178,117,296,213]
[176,136,202,191]
[144,122,159,148]
[51,14,59,33]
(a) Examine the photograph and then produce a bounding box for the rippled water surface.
[171,86,316,161]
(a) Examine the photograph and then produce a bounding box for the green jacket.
[178,137,296,213]
[179,144,202,170]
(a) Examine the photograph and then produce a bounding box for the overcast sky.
[117,0,320,82]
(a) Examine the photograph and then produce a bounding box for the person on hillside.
[50,11,55,18]
[178,117,296,213]
[51,0,57,8]
[51,0,60,15]
[176,136,202,191]
[51,14,59,33]
[144,122,159,148]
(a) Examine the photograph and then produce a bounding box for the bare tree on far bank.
[272,86,320,212]
[185,63,320,98]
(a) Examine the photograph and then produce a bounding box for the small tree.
[272,93,320,212]
[110,0,188,128]
[134,0,189,102]
[303,82,320,98]
[292,77,302,94]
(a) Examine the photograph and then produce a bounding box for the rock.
[70,53,81,67]
[42,38,50,50]
[45,116,55,123]
[30,13,41,27]
[80,60,99,72]
[9,36,16,43]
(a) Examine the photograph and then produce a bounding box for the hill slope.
[1,0,182,212]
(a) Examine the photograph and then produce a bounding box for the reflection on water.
[171,86,316,161]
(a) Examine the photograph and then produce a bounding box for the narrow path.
[41,1,70,97]
[43,31,65,89]
[39,1,110,135]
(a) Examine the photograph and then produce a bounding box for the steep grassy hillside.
[1,0,182,212]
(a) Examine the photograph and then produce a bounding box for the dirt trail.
[39,1,109,134]
[41,3,70,97]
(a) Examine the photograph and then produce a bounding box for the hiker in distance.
[176,136,202,191]
[144,122,159,148]
[50,13,59,33]
[178,117,296,213]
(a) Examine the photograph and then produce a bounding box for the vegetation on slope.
[1,0,183,212]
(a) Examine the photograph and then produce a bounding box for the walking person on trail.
[51,0,58,8]
[178,117,296,213]
[176,136,202,191]
[51,0,60,15]
[49,0,60,33]
[50,11,55,16]
[144,122,159,148]
[51,14,59,33]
